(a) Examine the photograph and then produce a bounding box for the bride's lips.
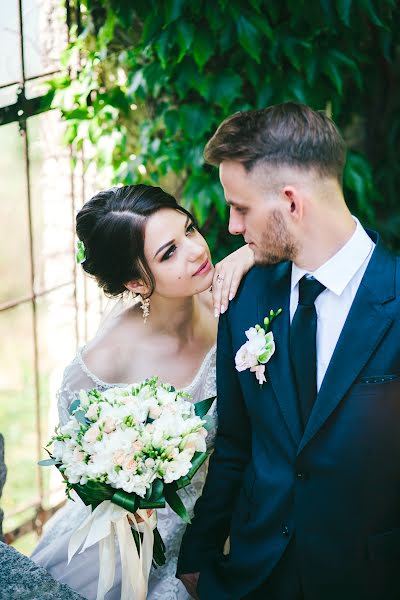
[193,258,212,276]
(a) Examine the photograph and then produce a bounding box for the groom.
[177,103,400,600]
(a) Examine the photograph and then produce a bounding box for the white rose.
[86,403,98,420]
[182,432,206,453]
[157,388,177,405]
[84,425,100,444]
[235,342,258,372]
[148,404,162,419]
[102,416,116,433]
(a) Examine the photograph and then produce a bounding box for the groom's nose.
[228,211,245,236]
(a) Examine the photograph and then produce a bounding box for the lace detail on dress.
[47,343,217,599]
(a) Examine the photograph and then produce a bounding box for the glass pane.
[0,84,19,109]
[76,270,104,346]
[36,284,77,509]
[0,302,38,533]
[27,110,74,294]
[0,3,22,87]
[22,0,67,80]
[0,122,31,306]
[25,74,54,100]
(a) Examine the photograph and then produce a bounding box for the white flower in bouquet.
[41,377,216,600]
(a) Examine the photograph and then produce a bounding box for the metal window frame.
[1,0,87,545]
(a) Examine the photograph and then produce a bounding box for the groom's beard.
[253,210,299,265]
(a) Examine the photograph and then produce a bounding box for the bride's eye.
[161,245,176,261]
[186,223,196,235]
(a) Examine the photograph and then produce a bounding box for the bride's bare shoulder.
[82,306,143,382]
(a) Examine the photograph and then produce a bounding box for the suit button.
[282,524,290,537]
[296,472,305,480]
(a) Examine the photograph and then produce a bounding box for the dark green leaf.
[323,61,343,95]
[174,452,210,489]
[152,527,167,566]
[142,13,163,45]
[192,31,213,69]
[359,0,385,28]
[336,0,352,25]
[164,0,185,26]
[176,20,195,61]
[155,30,172,68]
[179,104,213,140]
[111,489,138,512]
[150,478,164,502]
[164,109,180,134]
[194,396,216,418]
[237,16,261,63]
[73,480,114,509]
[164,485,191,523]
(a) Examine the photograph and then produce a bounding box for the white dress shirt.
[290,218,375,391]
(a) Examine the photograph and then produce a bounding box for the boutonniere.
[235,308,282,385]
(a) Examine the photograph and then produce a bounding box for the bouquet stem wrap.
[67,499,156,600]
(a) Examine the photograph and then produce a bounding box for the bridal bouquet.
[40,378,215,600]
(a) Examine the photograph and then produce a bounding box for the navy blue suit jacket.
[177,231,400,600]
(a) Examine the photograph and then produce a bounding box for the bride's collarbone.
[121,340,213,388]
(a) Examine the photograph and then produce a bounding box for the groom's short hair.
[204,102,346,183]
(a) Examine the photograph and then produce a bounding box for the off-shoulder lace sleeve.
[57,350,110,425]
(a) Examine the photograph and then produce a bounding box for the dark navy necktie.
[290,276,326,430]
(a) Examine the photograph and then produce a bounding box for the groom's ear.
[124,279,149,296]
[282,186,304,222]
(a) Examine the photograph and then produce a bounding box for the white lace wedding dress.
[31,344,217,600]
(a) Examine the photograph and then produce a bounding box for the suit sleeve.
[177,308,252,574]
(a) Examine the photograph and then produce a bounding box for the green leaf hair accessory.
[75,239,86,264]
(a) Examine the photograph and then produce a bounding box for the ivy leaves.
[52,0,399,257]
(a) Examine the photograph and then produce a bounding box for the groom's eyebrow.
[154,216,190,258]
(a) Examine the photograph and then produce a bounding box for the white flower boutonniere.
[235,308,282,385]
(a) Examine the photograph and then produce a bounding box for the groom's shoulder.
[234,261,290,302]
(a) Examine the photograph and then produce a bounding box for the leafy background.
[50,0,399,259]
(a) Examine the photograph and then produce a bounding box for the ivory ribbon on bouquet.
[67,498,156,600]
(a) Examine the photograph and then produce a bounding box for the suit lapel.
[298,237,396,454]
[258,262,302,446]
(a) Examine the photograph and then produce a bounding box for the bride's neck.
[144,293,204,342]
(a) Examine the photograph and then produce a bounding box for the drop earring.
[140,296,150,323]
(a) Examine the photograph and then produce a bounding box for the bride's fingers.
[212,269,226,317]
[128,509,154,525]
[212,269,236,316]
[227,269,241,302]
[218,270,236,315]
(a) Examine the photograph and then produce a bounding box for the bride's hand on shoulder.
[212,244,254,317]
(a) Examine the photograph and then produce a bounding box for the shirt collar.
[291,217,375,296]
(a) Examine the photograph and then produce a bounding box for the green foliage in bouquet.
[39,383,216,567]
[49,1,400,255]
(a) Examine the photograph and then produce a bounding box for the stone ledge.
[0,542,85,600]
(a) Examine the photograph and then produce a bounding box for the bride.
[31,184,254,599]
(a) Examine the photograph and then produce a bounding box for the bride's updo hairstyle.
[76,184,197,297]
